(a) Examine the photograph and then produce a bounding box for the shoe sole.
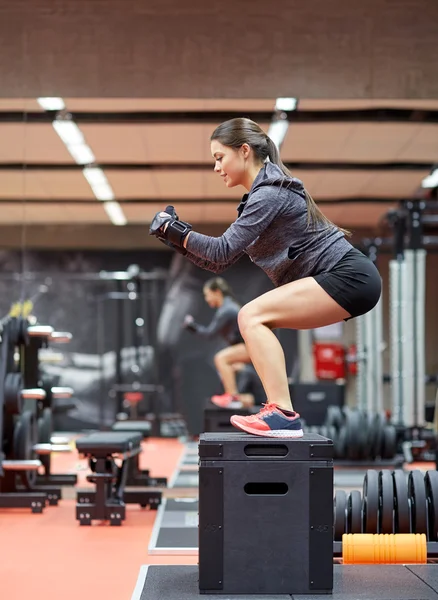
[230,418,303,438]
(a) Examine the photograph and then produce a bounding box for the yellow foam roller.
[342,533,427,564]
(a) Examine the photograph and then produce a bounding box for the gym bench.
[75,432,161,526]
[111,421,167,488]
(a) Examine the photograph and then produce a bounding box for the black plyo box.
[198,432,334,595]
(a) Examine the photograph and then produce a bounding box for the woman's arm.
[185,188,283,263]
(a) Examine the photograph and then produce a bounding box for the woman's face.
[203,287,223,308]
[211,140,247,188]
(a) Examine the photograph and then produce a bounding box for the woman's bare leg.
[238,277,350,411]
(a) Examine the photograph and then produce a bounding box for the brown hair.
[204,277,240,304]
[211,117,351,236]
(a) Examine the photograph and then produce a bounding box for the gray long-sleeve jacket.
[186,296,243,346]
[185,162,352,286]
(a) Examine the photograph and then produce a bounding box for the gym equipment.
[111,420,167,487]
[358,204,438,463]
[198,431,333,595]
[342,533,426,564]
[320,406,399,463]
[22,325,76,494]
[96,267,167,434]
[333,469,438,544]
[75,431,162,524]
[0,318,49,512]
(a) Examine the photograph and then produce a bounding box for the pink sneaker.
[230,403,303,438]
[211,393,240,408]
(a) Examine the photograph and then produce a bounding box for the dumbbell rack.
[0,318,73,511]
[0,318,46,512]
[21,328,78,489]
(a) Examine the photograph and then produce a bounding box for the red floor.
[0,438,198,600]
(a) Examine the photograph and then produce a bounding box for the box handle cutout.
[244,444,289,457]
[244,482,288,495]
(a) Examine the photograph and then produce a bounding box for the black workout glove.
[149,205,192,251]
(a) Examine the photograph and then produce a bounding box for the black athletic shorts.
[313,247,382,320]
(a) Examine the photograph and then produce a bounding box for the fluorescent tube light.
[104,201,127,226]
[275,97,297,112]
[37,97,66,111]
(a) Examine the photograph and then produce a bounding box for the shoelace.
[246,402,278,421]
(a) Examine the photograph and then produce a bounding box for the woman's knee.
[238,302,263,334]
[214,350,227,369]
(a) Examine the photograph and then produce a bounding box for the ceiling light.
[267,119,289,149]
[68,143,95,165]
[104,201,127,226]
[275,97,297,112]
[421,169,438,189]
[37,97,66,111]
[52,120,84,146]
[83,167,114,200]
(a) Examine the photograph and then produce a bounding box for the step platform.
[131,564,438,600]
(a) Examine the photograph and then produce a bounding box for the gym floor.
[0,437,197,600]
[0,437,433,600]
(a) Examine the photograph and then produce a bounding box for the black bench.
[111,421,168,488]
[75,432,161,525]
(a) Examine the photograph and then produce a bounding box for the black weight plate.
[381,426,397,460]
[363,470,379,534]
[425,471,438,542]
[326,406,344,430]
[319,425,329,439]
[4,372,23,415]
[393,470,411,533]
[334,490,347,541]
[347,490,362,534]
[39,408,53,474]
[326,425,337,444]
[357,410,372,460]
[371,413,386,459]
[38,407,53,443]
[408,470,428,536]
[335,426,347,459]
[356,411,369,460]
[345,409,362,460]
[379,470,394,534]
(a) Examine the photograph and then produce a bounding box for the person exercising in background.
[183,277,253,408]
